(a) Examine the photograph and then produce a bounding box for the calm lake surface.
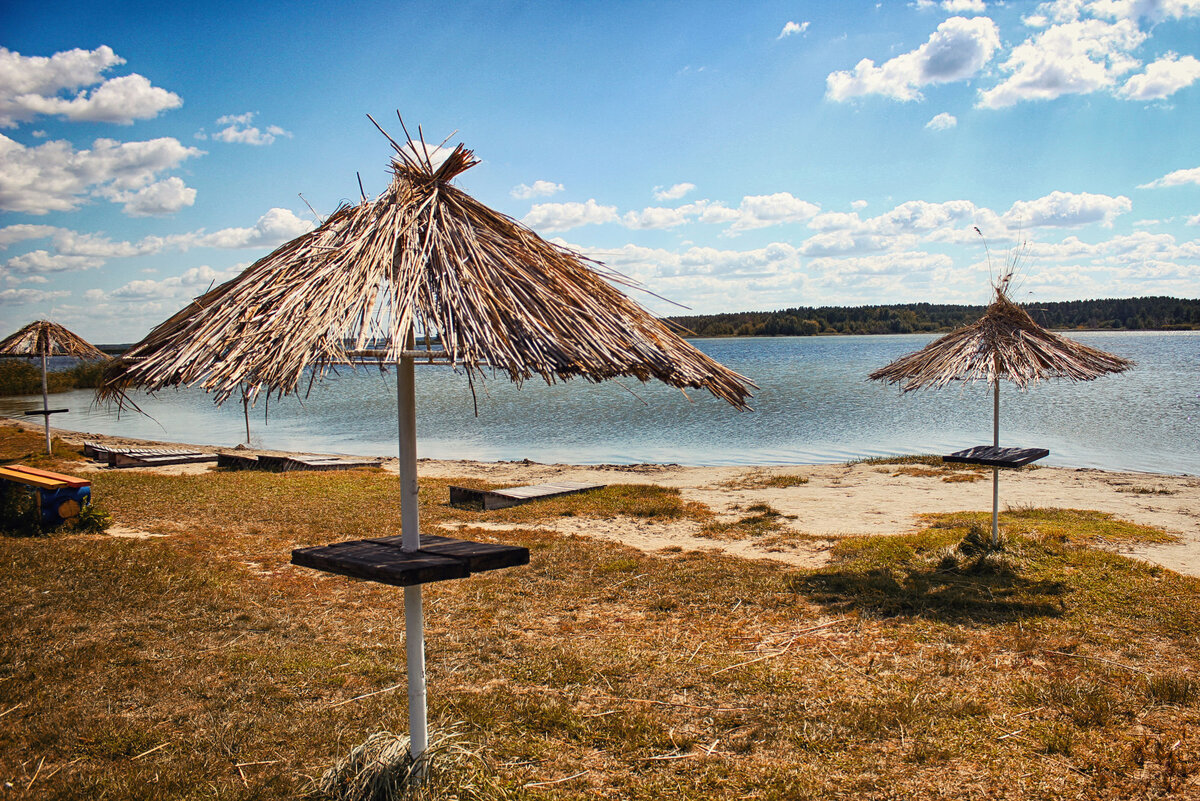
[3,332,1197,475]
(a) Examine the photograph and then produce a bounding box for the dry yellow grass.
[2,425,1198,799]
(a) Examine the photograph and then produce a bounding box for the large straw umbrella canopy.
[100,126,752,410]
[869,287,1132,545]
[100,121,755,766]
[1,320,105,454]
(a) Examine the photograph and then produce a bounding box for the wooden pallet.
[449,481,605,510]
[291,534,530,587]
[253,454,383,472]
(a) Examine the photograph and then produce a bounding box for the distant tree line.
[666,296,1200,337]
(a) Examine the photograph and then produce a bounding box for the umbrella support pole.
[397,345,429,778]
[991,380,1000,548]
[41,352,51,455]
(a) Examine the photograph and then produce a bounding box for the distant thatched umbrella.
[0,320,105,454]
[869,288,1132,545]
[101,119,755,765]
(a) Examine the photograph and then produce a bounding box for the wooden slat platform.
[252,454,383,472]
[943,446,1049,468]
[217,452,261,470]
[449,481,605,510]
[85,443,216,467]
[110,450,218,468]
[0,464,90,489]
[291,534,530,587]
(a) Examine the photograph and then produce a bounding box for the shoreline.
[10,417,1200,577]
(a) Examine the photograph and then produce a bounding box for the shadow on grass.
[786,539,1069,625]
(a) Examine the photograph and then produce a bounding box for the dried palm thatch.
[99,122,754,410]
[2,320,105,455]
[868,289,1133,391]
[0,320,105,360]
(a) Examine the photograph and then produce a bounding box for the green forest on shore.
[667,296,1200,337]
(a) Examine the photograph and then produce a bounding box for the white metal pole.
[991,380,1000,547]
[397,332,429,770]
[41,351,51,455]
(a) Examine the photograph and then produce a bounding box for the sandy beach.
[22,419,1200,578]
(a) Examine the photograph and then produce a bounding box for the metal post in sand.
[40,351,51,455]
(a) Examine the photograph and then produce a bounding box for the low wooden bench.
[0,464,91,524]
[449,481,605,510]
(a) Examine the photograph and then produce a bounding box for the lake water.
[2,332,1197,475]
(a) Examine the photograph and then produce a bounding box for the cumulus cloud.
[200,111,292,146]
[723,193,821,231]
[5,250,104,274]
[522,199,619,232]
[1045,0,1200,22]
[510,180,564,199]
[622,206,695,230]
[187,208,314,249]
[977,19,1145,107]
[0,133,202,215]
[942,0,987,12]
[107,264,239,302]
[925,112,958,129]
[653,182,696,201]
[0,224,60,248]
[0,46,181,128]
[778,21,810,39]
[1003,190,1131,227]
[1118,52,1200,99]
[0,287,69,305]
[826,16,1001,101]
[1138,166,1200,188]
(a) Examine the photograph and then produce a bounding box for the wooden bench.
[0,464,92,524]
[449,481,605,510]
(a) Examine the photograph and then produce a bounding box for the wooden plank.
[111,451,217,468]
[943,446,1049,468]
[449,481,605,510]
[291,535,529,587]
[0,466,67,490]
[2,465,90,488]
[217,452,260,470]
[22,408,68,416]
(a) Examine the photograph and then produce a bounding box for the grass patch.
[721,471,809,489]
[1,462,1198,799]
[700,503,795,540]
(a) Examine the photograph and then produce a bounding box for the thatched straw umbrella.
[101,119,755,765]
[869,287,1132,546]
[0,320,105,454]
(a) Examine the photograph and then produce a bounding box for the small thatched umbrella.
[0,320,105,454]
[101,119,754,764]
[869,287,1132,546]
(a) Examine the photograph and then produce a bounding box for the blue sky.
[1,0,1198,343]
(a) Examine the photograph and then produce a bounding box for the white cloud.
[107,264,239,302]
[1188,213,1200,225]
[725,193,821,231]
[0,46,181,128]
[653,182,696,201]
[826,16,1001,101]
[977,19,1145,107]
[622,206,694,230]
[1118,52,1200,99]
[851,199,869,210]
[522,199,620,232]
[943,0,987,12]
[510,180,564,199]
[0,287,69,305]
[1047,0,1200,22]
[0,224,60,248]
[925,112,958,129]
[0,133,202,215]
[778,21,810,39]
[203,111,292,146]
[5,250,104,274]
[1003,190,1132,227]
[187,207,314,249]
[1138,166,1200,188]
[114,176,197,217]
